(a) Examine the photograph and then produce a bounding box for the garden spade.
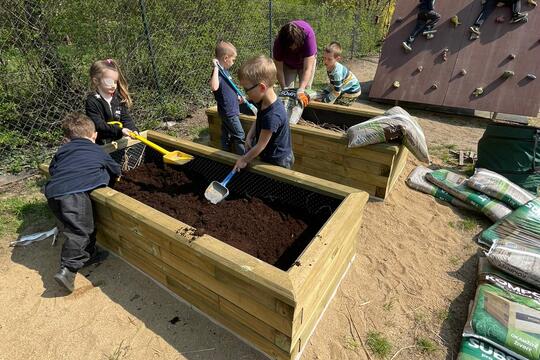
[204,170,236,204]
[129,132,194,165]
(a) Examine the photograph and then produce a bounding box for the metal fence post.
[139,0,162,96]
[350,2,359,59]
[269,0,273,58]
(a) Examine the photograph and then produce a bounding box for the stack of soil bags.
[458,258,540,360]
[347,106,430,163]
[426,169,512,222]
[406,166,477,211]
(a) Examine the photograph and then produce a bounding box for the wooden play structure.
[43,131,369,360]
[207,104,409,199]
[370,0,540,116]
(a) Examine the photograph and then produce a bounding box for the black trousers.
[48,192,96,272]
[474,0,521,27]
[406,10,441,44]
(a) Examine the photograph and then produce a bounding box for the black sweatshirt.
[85,92,138,144]
[44,138,121,199]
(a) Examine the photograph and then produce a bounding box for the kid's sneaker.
[402,41,412,52]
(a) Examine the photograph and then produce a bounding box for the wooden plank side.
[160,249,294,335]
[219,297,292,352]
[291,245,356,353]
[292,164,378,196]
[386,146,410,197]
[291,232,356,337]
[165,275,292,360]
[190,235,295,306]
[288,192,367,296]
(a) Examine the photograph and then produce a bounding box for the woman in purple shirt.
[272,20,317,107]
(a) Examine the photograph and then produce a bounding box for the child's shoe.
[54,267,76,292]
[510,13,528,23]
[402,41,412,52]
[469,26,481,35]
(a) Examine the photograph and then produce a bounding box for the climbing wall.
[369,0,540,116]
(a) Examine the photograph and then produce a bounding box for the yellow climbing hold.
[451,15,461,27]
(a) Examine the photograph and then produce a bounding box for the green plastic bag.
[477,123,540,195]
[406,166,478,211]
[426,169,512,222]
[463,258,540,360]
[458,337,519,360]
[479,198,540,247]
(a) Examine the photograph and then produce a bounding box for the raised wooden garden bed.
[206,102,409,199]
[43,131,369,360]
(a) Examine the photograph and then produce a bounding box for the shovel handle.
[128,132,170,156]
[221,170,236,187]
[217,65,257,115]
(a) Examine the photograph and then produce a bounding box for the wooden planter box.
[44,131,368,360]
[207,102,409,199]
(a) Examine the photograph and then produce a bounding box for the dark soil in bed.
[114,162,328,270]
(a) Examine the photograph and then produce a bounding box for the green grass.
[448,218,478,232]
[366,331,392,358]
[343,335,360,351]
[382,298,394,311]
[428,143,459,165]
[189,126,209,139]
[435,309,449,322]
[413,312,428,326]
[449,255,461,266]
[416,337,438,354]
[0,196,53,238]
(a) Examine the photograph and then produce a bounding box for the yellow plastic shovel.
[128,132,194,165]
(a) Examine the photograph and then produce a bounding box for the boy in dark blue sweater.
[44,113,121,292]
[233,56,293,171]
[210,40,245,155]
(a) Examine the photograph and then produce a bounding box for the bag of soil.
[463,258,540,360]
[467,168,535,209]
[458,337,519,360]
[406,166,478,211]
[346,106,430,163]
[479,198,540,247]
[278,88,304,125]
[488,236,540,289]
[426,169,512,222]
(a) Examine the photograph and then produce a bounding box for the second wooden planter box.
[206,102,408,199]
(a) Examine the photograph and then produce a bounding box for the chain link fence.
[0,0,393,175]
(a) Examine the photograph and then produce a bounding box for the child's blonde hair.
[324,42,343,58]
[89,58,132,108]
[238,56,277,87]
[62,113,96,140]
[215,40,236,60]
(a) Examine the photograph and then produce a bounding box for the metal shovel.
[204,170,236,204]
[129,132,194,165]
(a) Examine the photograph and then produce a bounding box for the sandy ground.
[0,57,494,360]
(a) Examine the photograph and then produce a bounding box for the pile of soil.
[114,162,326,270]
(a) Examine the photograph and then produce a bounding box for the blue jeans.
[271,152,295,169]
[221,115,245,155]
